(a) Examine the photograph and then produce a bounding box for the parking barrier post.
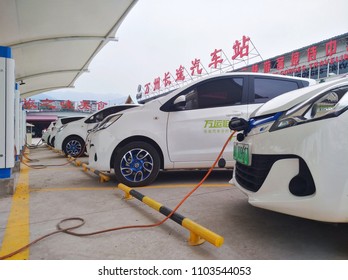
[81,163,110,183]
[67,156,82,167]
[117,183,224,247]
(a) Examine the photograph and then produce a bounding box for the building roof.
[0,0,138,98]
[26,115,58,122]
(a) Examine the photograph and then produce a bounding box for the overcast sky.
[43,0,348,102]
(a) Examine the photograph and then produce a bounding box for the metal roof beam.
[69,0,139,87]
[9,36,118,49]
[17,69,89,81]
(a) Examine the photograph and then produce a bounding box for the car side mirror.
[173,95,186,109]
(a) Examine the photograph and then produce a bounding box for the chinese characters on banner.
[139,34,348,100]
[23,98,38,110]
[272,38,348,77]
[140,35,258,97]
[97,101,108,111]
[22,99,108,113]
[78,100,92,111]
[60,100,74,110]
[232,36,250,60]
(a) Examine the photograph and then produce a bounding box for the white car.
[42,121,56,143]
[54,104,139,157]
[85,112,122,154]
[230,76,348,223]
[88,72,315,187]
[47,116,85,147]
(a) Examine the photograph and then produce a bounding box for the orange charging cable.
[0,131,236,259]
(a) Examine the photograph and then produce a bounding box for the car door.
[166,76,248,168]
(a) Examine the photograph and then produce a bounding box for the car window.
[102,106,132,117]
[85,111,106,124]
[181,77,244,110]
[253,78,299,104]
[85,106,137,123]
[61,116,84,124]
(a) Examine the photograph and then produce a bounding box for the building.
[238,32,348,80]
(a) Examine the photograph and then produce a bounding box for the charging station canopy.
[0,0,138,98]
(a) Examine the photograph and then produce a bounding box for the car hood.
[250,77,348,117]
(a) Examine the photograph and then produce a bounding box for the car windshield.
[61,116,84,124]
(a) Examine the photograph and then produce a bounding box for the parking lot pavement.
[0,143,348,260]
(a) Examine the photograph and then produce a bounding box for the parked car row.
[44,72,348,223]
[42,116,85,146]
[41,121,56,143]
[42,104,139,156]
[45,73,315,183]
[86,72,315,187]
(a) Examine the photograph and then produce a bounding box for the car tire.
[114,141,160,187]
[63,136,85,157]
[51,136,55,147]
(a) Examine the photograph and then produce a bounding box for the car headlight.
[270,85,348,131]
[57,124,67,132]
[97,114,122,130]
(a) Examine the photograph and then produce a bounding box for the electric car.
[42,121,56,143]
[230,76,348,223]
[87,72,315,187]
[47,116,85,147]
[85,112,123,154]
[54,104,139,157]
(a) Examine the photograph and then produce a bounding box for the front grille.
[235,154,297,192]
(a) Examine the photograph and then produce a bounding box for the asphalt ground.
[1,141,348,261]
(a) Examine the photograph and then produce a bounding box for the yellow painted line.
[29,184,232,193]
[140,183,232,189]
[30,187,116,192]
[0,163,30,260]
[28,166,81,171]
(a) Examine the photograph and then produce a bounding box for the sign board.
[136,33,348,104]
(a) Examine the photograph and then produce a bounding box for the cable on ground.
[0,131,235,260]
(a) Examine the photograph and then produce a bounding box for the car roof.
[154,72,316,105]
[138,72,315,105]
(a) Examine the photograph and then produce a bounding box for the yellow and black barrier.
[81,163,110,183]
[47,145,65,156]
[67,155,82,167]
[117,183,224,247]
[67,156,110,183]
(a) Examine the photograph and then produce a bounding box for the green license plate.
[233,142,251,166]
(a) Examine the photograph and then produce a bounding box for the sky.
[39,0,348,103]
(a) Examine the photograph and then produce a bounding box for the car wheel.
[51,136,55,147]
[63,136,85,157]
[114,141,160,187]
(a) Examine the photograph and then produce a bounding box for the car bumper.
[87,129,115,172]
[54,133,64,151]
[232,115,348,222]
[42,133,49,143]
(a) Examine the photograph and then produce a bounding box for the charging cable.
[0,131,236,259]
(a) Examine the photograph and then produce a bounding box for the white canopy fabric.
[0,0,138,97]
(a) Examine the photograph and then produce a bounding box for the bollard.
[81,163,110,183]
[67,155,82,167]
[117,183,224,247]
[66,156,110,183]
